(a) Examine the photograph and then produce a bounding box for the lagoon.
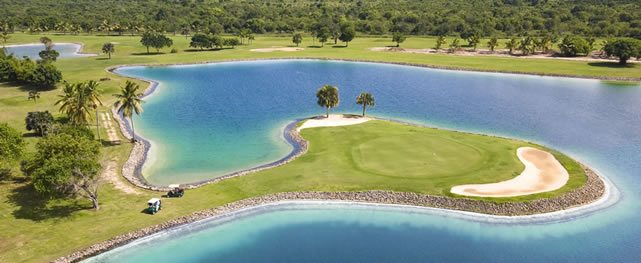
[105,60,641,262]
[3,43,91,60]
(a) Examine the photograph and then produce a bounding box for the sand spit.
[451,147,569,197]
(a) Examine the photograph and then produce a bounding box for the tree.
[83,80,103,142]
[356,92,375,117]
[519,36,535,55]
[189,33,211,50]
[339,22,356,47]
[224,38,241,48]
[28,90,40,103]
[435,35,446,50]
[505,37,518,55]
[487,37,498,52]
[39,37,53,49]
[292,33,303,47]
[392,32,406,47]
[38,49,59,62]
[558,36,590,57]
[101,42,115,59]
[449,38,461,52]
[316,85,339,118]
[113,81,144,142]
[22,126,102,210]
[55,81,101,126]
[31,62,62,89]
[602,38,641,65]
[0,123,24,178]
[25,111,53,136]
[316,27,330,47]
[0,31,11,48]
[140,32,173,54]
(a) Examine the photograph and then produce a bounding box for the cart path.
[102,160,142,195]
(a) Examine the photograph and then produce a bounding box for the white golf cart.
[146,198,162,214]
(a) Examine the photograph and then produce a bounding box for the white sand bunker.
[451,147,569,197]
[298,114,370,132]
[250,47,304,52]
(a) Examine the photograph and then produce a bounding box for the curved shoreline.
[4,42,97,57]
[56,166,616,262]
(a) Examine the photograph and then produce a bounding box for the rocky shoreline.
[55,165,606,263]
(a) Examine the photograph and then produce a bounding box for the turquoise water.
[3,43,88,59]
[104,60,641,262]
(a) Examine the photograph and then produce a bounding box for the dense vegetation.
[0,0,640,38]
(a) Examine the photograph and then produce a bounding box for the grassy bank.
[0,120,586,262]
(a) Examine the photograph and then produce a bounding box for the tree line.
[0,37,63,89]
[1,0,640,39]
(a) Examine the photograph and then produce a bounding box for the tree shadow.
[183,48,225,53]
[306,45,323,48]
[95,57,110,61]
[588,62,635,68]
[131,52,166,56]
[331,45,348,48]
[6,184,91,221]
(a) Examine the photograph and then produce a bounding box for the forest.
[0,0,640,38]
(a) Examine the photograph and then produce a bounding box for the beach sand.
[297,114,371,131]
[451,147,569,197]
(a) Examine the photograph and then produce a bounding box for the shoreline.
[3,42,97,57]
[56,166,615,262]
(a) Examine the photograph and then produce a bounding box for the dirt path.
[101,161,141,195]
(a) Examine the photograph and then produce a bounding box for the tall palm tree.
[356,92,375,117]
[102,42,115,59]
[316,85,339,118]
[114,81,144,142]
[83,80,103,141]
[56,81,101,127]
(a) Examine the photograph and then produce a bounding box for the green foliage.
[339,22,356,46]
[487,37,498,52]
[0,54,62,89]
[224,38,241,48]
[0,122,24,177]
[449,38,461,52]
[558,35,591,57]
[22,126,101,209]
[315,27,330,47]
[603,38,641,65]
[292,33,303,47]
[113,81,144,142]
[506,37,518,54]
[25,111,53,136]
[140,32,173,54]
[435,35,446,50]
[189,33,211,50]
[55,80,102,125]
[38,49,59,62]
[27,90,40,103]
[519,36,536,55]
[356,92,375,116]
[101,42,115,59]
[392,32,406,47]
[31,62,62,88]
[316,84,339,117]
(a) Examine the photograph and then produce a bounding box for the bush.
[31,62,62,89]
[558,36,591,57]
[0,123,24,178]
[170,48,178,53]
[0,55,62,88]
[25,111,54,136]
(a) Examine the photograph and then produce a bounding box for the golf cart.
[167,184,185,198]
[147,198,162,214]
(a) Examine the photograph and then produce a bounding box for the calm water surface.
[102,60,641,262]
[3,43,89,59]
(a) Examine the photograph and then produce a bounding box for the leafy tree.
[519,36,536,55]
[487,37,498,52]
[101,42,115,59]
[558,35,590,57]
[22,126,102,210]
[27,90,40,103]
[536,35,554,53]
[449,38,461,52]
[435,35,446,50]
[38,49,59,62]
[339,22,356,47]
[392,32,406,47]
[292,33,303,47]
[210,35,224,49]
[1,31,11,48]
[316,27,329,47]
[113,81,144,142]
[0,123,24,179]
[506,37,519,55]
[189,33,211,50]
[316,85,339,118]
[356,92,375,117]
[31,61,62,89]
[602,38,641,65]
[224,38,241,48]
[140,32,173,54]
[25,111,53,136]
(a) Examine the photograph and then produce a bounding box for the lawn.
[0,120,586,262]
[0,33,613,262]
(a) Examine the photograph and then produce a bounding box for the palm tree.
[505,37,518,55]
[487,37,498,52]
[114,81,144,142]
[55,82,77,117]
[27,90,40,103]
[356,92,375,117]
[83,80,103,141]
[102,42,115,59]
[316,85,339,118]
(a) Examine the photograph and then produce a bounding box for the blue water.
[3,43,88,60]
[104,60,641,262]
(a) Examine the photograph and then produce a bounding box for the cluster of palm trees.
[55,80,145,143]
[316,85,375,118]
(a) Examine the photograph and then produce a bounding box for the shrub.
[558,36,591,57]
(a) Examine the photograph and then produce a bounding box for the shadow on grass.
[7,184,91,221]
[183,48,226,52]
[588,62,636,68]
[95,57,110,61]
[131,52,166,56]
[307,45,323,48]
[331,45,348,48]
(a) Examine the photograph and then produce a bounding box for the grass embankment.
[0,33,609,261]
[0,120,586,262]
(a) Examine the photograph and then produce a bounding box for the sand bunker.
[298,114,370,131]
[450,147,569,197]
[250,47,304,52]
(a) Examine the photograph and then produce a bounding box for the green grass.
[0,33,610,262]
[0,121,586,262]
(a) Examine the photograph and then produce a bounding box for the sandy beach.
[451,147,569,197]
